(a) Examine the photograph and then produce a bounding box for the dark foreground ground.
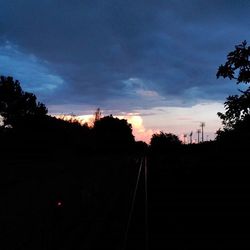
[1,142,250,249]
[149,144,250,249]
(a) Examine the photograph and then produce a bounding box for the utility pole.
[189,131,193,144]
[183,134,187,144]
[200,122,205,142]
[197,129,201,143]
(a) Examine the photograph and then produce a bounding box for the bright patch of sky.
[135,102,224,142]
[52,101,223,143]
[0,41,64,101]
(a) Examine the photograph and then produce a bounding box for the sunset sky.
[1,0,250,142]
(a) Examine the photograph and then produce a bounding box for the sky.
[1,0,250,143]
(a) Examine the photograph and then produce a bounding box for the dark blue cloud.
[0,0,250,112]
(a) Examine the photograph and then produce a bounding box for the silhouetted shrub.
[133,140,148,155]
[150,131,182,153]
[216,114,250,151]
[92,115,135,152]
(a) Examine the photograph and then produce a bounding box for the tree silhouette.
[217,40,250,84]
[150,132,182,152]
[94,108,102,122]
[0,76,47,128]
[92,115,135,151]
[216,41,250,129]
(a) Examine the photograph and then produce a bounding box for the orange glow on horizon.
[54,113,155,143]
[118,115,158,143]
[53,102,221,144]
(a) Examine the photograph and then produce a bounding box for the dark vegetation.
[149,41,250,249]
[1,41,250,249]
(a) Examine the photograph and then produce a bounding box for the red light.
[56,201,63,207]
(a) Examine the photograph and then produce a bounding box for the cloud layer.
[1,0,250,112]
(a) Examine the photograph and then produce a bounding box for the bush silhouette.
[150,131,182,153]
[92,115,135,151]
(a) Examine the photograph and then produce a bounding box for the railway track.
[4,152,250,249]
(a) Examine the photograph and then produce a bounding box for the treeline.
[0,76,149,156]
[1,41,250,156]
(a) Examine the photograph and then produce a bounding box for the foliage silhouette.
[0,76,47,128]
[0,75,140,154]
[133,140,148,155]
[150,131,182,153]
[216,41,250,130]
[217,40,250,84]
[92,115,135,152]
